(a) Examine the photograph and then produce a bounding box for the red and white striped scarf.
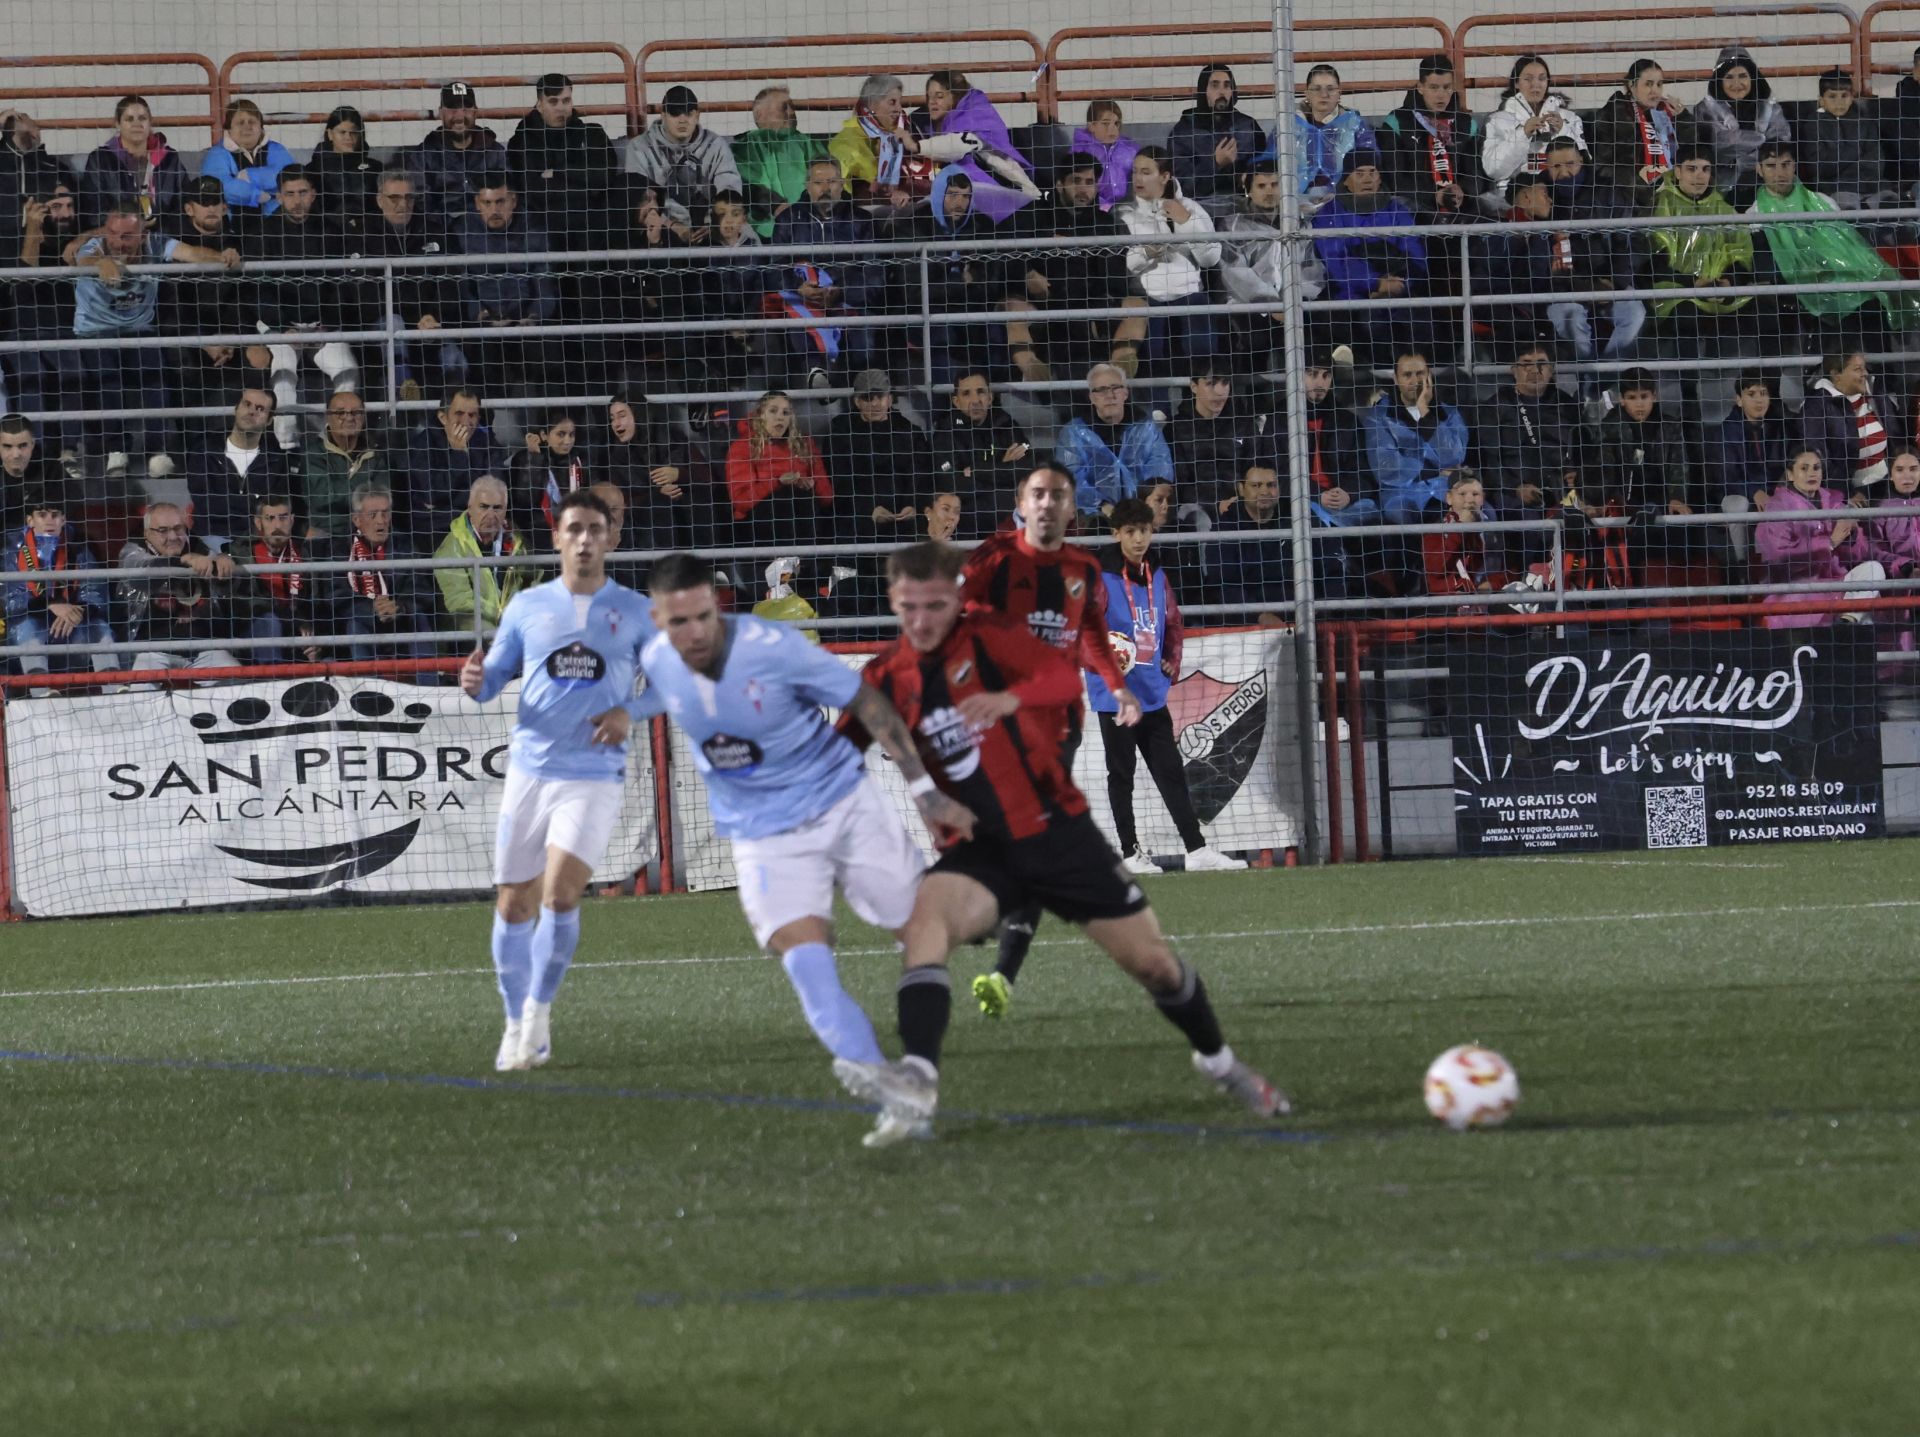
[1819,379,1888,479]
[347,533,390,598]
[253,538,303,602]
[1634,102,1672,173]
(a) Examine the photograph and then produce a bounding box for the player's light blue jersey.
[471,578,661,781]
[642,615,867,839]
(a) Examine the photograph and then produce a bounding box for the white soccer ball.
[1499,570,1547,615]
[1423,1045,1521,1131]
[1108,631,1138,675]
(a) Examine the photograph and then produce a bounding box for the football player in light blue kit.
[642,553,976,1127]
[460,490,660,1072]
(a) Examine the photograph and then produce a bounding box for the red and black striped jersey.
[961,531,1128,692]
[851,611,1088,842]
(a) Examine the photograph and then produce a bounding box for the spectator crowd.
[7,42,1920,685]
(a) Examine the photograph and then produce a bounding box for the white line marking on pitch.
[1,899,1915,1003]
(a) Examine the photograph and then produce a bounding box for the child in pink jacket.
[1752,446,1884,627]
[1857,447,1920,577]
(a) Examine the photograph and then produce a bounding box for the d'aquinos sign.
[1448,629,1882,855]
[1516,645,1815,745]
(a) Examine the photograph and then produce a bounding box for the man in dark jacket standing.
[906,168,1010,385]
[401,386,505,539]
[1798,69,1897,212]
[925,369,1031,536]
[246,166,358,450]
[353,171,459,402]
[185,387,296,548]
[1163,360,1271,511]
[1471,344,1581,562]
[448,175,568,400]
[160,176,259,432]
[769,158,883,314]
[1009,153,1144,381]
[821,369,931,543]
[0,110,69,251]
[1378,54,1485,228]
[504,73,620,249]
[404,81,509,236]
[1167,64,1269,202]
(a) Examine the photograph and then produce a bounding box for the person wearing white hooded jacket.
[1482,55,1588,188]
[1112,145,1222,367]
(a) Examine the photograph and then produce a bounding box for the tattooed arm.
[846,682,977,843]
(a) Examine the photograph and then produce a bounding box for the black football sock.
[995,903,1043,983]
[897,966,953,1071]
[1154,959,1225,1057]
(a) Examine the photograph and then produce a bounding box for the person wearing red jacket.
[961,463,1139,1017]
[839,538,1289,1145]
[1422,468,1509,597]
[723,390,835,545]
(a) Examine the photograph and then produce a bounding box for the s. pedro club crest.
[1165,666,1268,824]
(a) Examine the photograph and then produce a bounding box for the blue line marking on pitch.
[631,1269,1166,1310]
[0,1047,1328,1144]
[12,1229,1914,1347]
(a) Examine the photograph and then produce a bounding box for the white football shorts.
[730,777,927,948]
[494,763,626,885]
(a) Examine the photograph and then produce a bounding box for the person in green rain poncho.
[1648,144,1759,352]
[732,86,828,238]
[1748,139,1920,334]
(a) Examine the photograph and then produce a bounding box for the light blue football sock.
[529,906,582,1005]
[491,913,536,1023]
[781,942,887,1065]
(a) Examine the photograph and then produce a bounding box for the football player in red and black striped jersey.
[841,539,1289,1147]
[961,464,1142,1018]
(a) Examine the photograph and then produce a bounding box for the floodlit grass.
[1,843,1916,1435]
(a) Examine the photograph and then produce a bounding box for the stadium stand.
[0,14,1915,863]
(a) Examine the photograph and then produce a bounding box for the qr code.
[1645,785,1708,849]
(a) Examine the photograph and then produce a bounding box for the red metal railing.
[1042,18,1454,121]
[215,43,639,142]
[1858,0,1920,92]
[1452,4,1862,102]
[1321,593,1914,864]
[0,53,220,145]
[635,31,1047,129]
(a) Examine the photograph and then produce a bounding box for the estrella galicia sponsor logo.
[216,820,422,890]
[700,733,765,772]
[546,641,608,688]
[1166,669,1267,824]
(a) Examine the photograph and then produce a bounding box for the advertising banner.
[1448,628,1883,853]
[3,678,656,917]
[678,630,1303,892]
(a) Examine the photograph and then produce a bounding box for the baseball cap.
[536,72,573,98]
[852,368,892,398]
[185,175,226,205]
[440,81,477,109]
[661,85,700,116]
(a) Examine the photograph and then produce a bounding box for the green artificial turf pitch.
[1,842,1916,1436]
